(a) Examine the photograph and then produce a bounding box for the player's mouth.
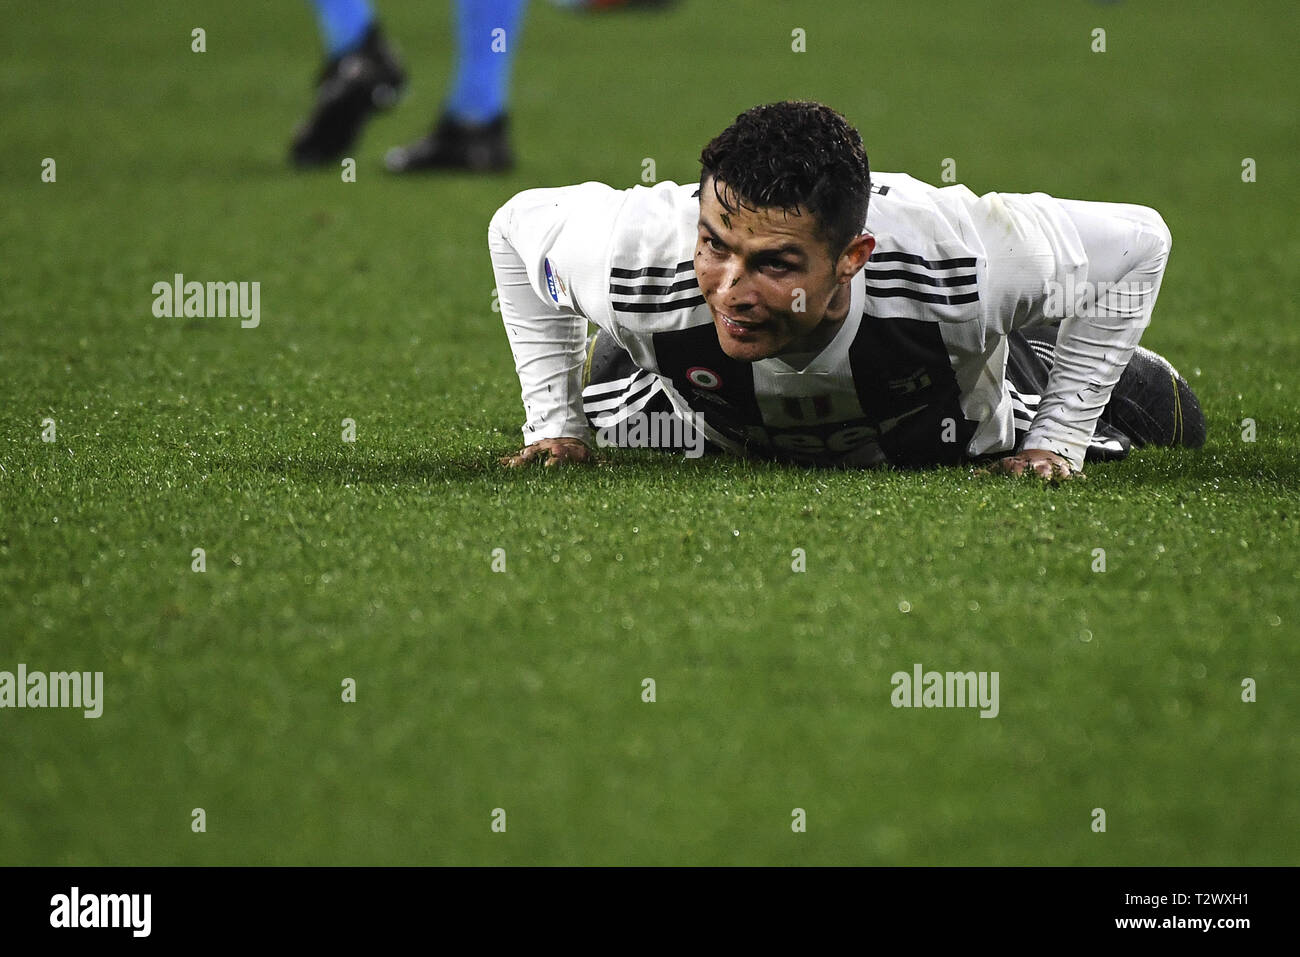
[717,311,766,340]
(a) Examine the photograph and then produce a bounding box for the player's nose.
[718,264,757,310]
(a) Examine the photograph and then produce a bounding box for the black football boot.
[290,25,407,168]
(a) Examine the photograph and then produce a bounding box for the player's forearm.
[505,303,590,442]
[1022,200,1172,469]
[1021,309,1148,468]
[489,220,591,443]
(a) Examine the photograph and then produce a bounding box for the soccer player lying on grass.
[489,100,1204,480]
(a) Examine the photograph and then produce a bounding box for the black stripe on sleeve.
[609,277,701,296]
[864,287,980,305]
[612,295,707,313]
[869,251,978,270]
[863,268,977,288]
[609,261,695,280]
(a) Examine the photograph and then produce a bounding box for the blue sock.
[309,0,374,57]
[446,0,527,125]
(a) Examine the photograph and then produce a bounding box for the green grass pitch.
[1,0,1297,865]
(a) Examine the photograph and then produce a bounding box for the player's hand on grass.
[976,449,1081,483]
[500,436,594,468]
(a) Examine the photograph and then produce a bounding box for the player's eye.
[702,235,724,252]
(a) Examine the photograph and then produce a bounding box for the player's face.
[695,176,872,362]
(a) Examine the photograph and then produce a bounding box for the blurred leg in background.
[385,0,527,174]
[290,0,406,167]
[290,0,678,171]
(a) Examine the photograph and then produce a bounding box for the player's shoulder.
[492,180,628,233]
[867,172,981,236]
[605,181,705,326]
[495,178,696,224]
[863,172,984,324]
[607,180,700,261]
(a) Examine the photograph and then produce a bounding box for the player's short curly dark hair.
[699,101,871,255]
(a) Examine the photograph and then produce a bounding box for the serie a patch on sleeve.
[543,258,570,306]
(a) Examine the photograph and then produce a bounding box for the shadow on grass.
[200,439,1299,492]
[201,444,789,488]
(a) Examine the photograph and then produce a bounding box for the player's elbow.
[1131,205,1172,267]
[488,194,519,245]
[489,189,543,263]
[489,187,558,244]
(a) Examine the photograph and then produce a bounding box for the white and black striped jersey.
[488,173,1165,469]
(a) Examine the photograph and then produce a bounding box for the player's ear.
[837,233,875,280]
